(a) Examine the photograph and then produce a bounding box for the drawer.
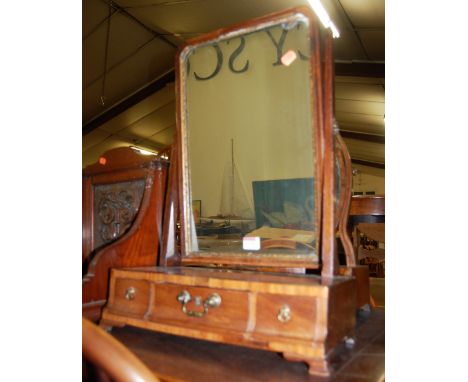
[110,277,151,317]
[150,283,249,332]
[255,294,317,339]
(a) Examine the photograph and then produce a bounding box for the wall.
[352,164,385,195]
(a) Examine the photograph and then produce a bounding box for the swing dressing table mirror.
[101,7,357,376]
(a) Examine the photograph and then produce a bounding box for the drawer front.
[150,283,249,332]
[111,278,151,317]
[255,294,317,339]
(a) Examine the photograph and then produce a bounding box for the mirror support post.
[321,33,339,278]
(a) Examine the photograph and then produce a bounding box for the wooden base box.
[101,267,356,376]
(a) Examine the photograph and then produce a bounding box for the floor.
[111,308,385,382]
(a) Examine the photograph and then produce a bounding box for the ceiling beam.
[334,0,370,60]
[83,70,175,135]
[99,0,178,48]
[335,62,384,78]
[340,130,385,144]
[82,61,384,135]
[351,159,385,169]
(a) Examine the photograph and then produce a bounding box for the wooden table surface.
[111,308,385,382]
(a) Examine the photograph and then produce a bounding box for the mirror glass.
[182,15,317,256]
[335,155,342,212]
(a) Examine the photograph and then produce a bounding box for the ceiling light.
[130,146,158,156]
[307,0,340,38]
[329,21,340,39]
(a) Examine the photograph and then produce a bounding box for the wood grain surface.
[83,318,161,382]
[110,308,384,382]
[349,196,385,217]
[82,147,169,321]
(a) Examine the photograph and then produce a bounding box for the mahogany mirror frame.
[161,7,339,277]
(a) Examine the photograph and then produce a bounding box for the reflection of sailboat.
[201,139,255,236]
[217,139,254,221]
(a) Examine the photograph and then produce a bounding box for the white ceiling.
[82,0,385,171]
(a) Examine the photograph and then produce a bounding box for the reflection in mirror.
[335,155,342,215]
[183,16,317,256]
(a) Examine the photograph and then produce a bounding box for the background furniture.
[82,147,168,321]
[348,195,385,306]
[349,195,384,263]
[356,223,385,278]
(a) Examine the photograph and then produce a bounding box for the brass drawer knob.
[205,293,222,308]
[176,290,222,317]
[125,287,136,300]
[277,305,291,323]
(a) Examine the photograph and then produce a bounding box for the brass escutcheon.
[125,287,136,300]
[277,304,291,323]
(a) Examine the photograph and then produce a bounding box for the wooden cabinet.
[103,267,356,376]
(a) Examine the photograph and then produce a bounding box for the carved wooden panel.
[93,180,145,250]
